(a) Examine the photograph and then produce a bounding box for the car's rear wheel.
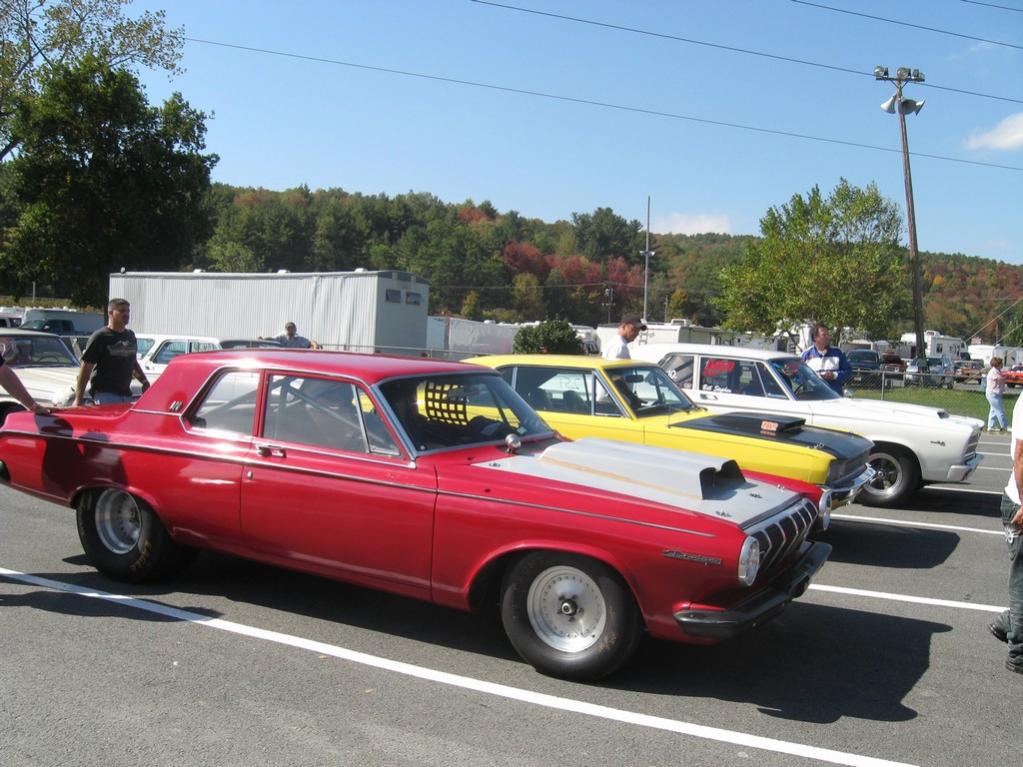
[860,445,920,507]
[500,552,642,680]
[76,488,196,582]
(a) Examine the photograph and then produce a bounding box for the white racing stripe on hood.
[477,438,796,525]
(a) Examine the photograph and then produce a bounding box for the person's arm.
[1013,438,1023,527]
[0,365,49,414]
[74,361,95,406]
[132,360,150,392]
[833,349,853,386]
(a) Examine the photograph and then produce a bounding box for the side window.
[662,354,694,388]
[154,340,189,365]
[356,389,400,456]
[755,362,787,398]
[701,358,738,392]
[263,375,369,453]
[592,374,622,416]
[189,371,261,436]
[537,370,591,414]
[136,338,154,358]
[191,342,218,353]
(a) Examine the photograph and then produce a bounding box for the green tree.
[1,0,182,160]
[717,179,909,340]
[513,320,582,354]
[1,56,216,304]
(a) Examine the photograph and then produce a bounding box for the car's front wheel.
[76,488,196,583]
[500,552,643,680]
[860,445,920,507]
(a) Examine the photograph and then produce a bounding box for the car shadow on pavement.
[899,488,1002,518]
[818,521,960,568]
[46,550,518,661]
[613,602,950,724]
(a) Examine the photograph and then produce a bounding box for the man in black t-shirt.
[74,298,150,406]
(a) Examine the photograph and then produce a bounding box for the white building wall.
[108,270,429,352]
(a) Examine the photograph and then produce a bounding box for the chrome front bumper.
[945,453,983,483]
[826,466,876,507]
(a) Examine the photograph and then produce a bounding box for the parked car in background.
[0,351,831,680]
[954,359,985,384]
[0,329,82,421]
[905,356,955,388]
[881,353,907,381]
[629,343,983,507]
[469,354,872,507]
[136,335,284,381]
[846,349,882,387]
[1003,363,1023,388]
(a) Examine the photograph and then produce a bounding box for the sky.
[132,0,1023,262]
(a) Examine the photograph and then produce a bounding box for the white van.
[20,309,105,335]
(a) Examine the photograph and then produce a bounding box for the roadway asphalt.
[0,434,1018,767]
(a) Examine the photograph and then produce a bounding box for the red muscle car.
[0,351,830,679]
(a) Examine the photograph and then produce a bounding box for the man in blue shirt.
[801,323,851,396]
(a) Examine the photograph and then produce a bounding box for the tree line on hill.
[2,1,1020,344]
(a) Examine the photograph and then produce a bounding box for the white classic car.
[135,334,282,382]
[0,329,83,420]
[630,343,983,507]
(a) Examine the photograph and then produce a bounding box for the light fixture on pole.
[875,64,926,362]
[640,195,655,326]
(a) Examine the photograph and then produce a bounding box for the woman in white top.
[986,356,1007,432]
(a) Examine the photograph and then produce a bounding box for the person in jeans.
[991,391,1023,676]
[986,356,1007,432]
[74,298,149,405]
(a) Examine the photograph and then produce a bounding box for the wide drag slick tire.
[500,552,642,680]
[859,445,920,508]
[76,488,194,583]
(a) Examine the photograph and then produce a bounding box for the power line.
[184,37,1023,173]
[471,0,1023,105]
[792,0,1023,50]
[962,0,1023,12]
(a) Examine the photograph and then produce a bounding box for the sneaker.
[990,622,1008,642]
[1007,660,1023,675]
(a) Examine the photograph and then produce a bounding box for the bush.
[513,320,582,354]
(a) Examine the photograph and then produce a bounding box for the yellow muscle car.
[469,355,873,506]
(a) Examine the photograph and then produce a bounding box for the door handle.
[256,444,287,458]
[699,393,717,401]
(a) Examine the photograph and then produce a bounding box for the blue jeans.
[92,391,133,405]
[987,391,1006,430]
[993,495,1023,670]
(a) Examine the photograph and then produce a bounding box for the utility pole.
[876,65,926,362]
[640,196,655,326]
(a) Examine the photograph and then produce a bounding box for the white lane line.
[831,513,1003,536]
[974,466,1011,472]
[0,567,914,767]
[810,584,1004,613]
[922,485,1002,495]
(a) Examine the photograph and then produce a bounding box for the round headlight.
[738,536,760,586]
[817,489,832,531]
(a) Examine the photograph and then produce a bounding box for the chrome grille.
[745,498,817,580]
[965,428,981,460]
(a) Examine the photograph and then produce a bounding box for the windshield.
[379,372,553,453]
[605,366,695,417]
[769,357,841,401]
[0,335,79,367]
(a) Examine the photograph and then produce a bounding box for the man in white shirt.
[991,393,1023,676]
[601,315,646,360]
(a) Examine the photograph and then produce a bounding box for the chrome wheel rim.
[94,489,141,555]
[526,565,607,653]
[867,453,902,499]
